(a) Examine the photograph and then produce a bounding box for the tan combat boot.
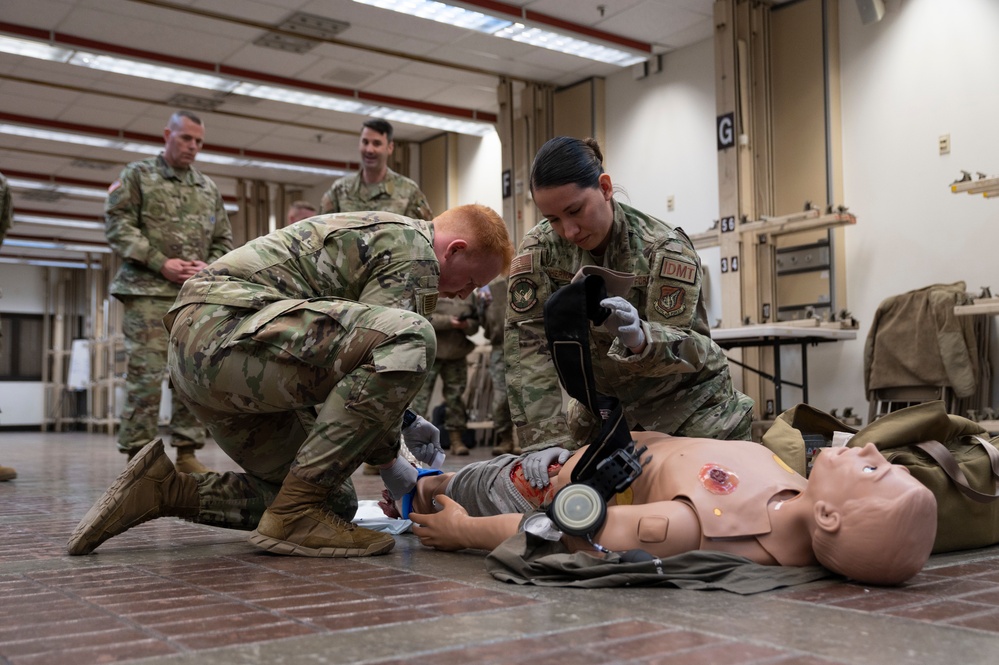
[0,464,16,481]
[491,431,521,456]
[67,439,199,555]
[249,474,394,557]
[448,429,470,456]
[175,446,211,474]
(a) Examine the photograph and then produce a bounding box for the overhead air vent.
[255,12,351,53]
[168,93,223,112]
[321,66,374,87]
[254,32,320,54]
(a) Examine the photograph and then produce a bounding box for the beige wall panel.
[777,270,830,307]
[554,79,597,141]
[420,133,448,216]
[776,227,827,249]
[771,0,827,214]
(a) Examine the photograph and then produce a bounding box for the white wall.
[0,263,47,313]
[604,38,725,326]
[0,263,47,425]
[821,0,999,415]
[455,130,503,214]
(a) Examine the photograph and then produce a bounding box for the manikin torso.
[555,433,818,566]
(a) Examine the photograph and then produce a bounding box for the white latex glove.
[402,415,442,467]
[600,296,645,350]
[521,447,571,489]
[379,453,419,500]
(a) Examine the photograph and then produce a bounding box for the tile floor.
[2,431,999,664]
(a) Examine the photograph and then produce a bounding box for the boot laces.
[318,505,356,531]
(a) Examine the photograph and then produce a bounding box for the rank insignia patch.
[655,285,685,318]
[509,277,539,313]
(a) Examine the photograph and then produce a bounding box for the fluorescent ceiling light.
[0,35,73,62]
[232,83,376,115]
[6,176,109,200]
[2,238,112,253]
[372,107,493,136]
[194,153,349,177]
[495,23,645,66]
[352,0,647,66]
[0,34,494,136]
[355,0,512,32]
[13,214,104,230]
[0,123,159,155]
[0,256,100,269]
[68,52,239,92]
[0,124,349,178]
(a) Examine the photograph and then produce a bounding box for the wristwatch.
[402,409,418,429]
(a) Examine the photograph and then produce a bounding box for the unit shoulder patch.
[509,277,539,313]
[654,285,686,318]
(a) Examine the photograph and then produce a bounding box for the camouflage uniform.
[482,276,512,437]
[410,295,479,432]
[320,168,433,221]
[105,155,233,455]
[505,200,753,451]
[163,213,439,527]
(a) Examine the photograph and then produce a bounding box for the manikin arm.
[410,496,522,551]
[590,501,703,559]
[411,495,706,558]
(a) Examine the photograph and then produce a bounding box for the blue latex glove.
[600,296,645,349]
[403,415,442,466]
[522,447,571,489]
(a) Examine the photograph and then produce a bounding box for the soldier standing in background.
[0,171,16,481]
[479,274,520,456]
[409,294,480,456]
[104,110,233,472]
[320,118,432,221]
[322,117,433,473]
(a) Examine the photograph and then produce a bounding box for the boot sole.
[66,439,164,555]
[247,532,395,558]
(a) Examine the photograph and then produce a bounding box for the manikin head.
[807,443,937,585]
[529,136,616,255]
[432,204,513,299]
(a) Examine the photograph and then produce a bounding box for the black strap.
[543,275,638,489]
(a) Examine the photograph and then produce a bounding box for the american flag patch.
[510,252,534,276]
